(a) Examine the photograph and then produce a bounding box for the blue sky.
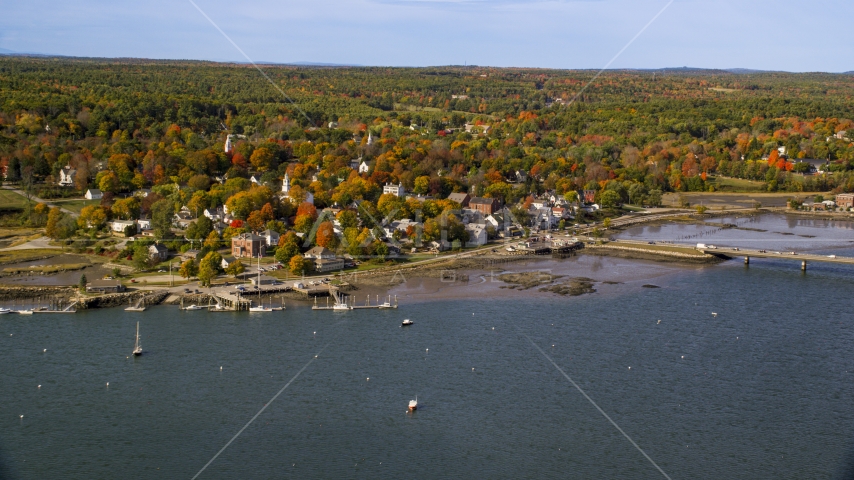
[1,0,852,71]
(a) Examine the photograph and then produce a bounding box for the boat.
[408,397,418,411]
[0,308,11,315]
[132,322,143,356]
[402,319,413,326]
[183,304,204,311]
[332,303,351,311]
[249,305,274,312]
[16,309,34,315]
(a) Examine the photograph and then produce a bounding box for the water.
[618,214,854,255]
[2,256,854,479]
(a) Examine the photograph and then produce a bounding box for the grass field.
[0,248,61,265]
[53,199,95,214]
[0,189,30,209]
[709,176,767,192]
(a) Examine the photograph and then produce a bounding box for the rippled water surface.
[2,252,854,478]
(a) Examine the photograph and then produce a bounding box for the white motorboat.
[0,308,11,315]
[408,398,418,411]
[183,305,204,311]
[402,319,413,326]
[249,305,274,312]
[132,322,143,356]
[16,310,34,315]
[332,303,351,311]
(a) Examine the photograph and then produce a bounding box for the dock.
[311,292,398,311]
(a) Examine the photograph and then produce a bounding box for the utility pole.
[170,261,173,287]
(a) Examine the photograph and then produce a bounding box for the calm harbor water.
[618,213,854,255]
[2,252,854,479]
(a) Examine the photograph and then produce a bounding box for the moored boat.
[408,398,418,411]
[402,319,413,326]
[132,321,143,356]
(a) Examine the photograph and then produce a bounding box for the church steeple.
[282,172,290,194]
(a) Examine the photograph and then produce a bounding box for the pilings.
[744,256,749,265]
[802,260,807,271]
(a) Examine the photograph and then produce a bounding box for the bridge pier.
[802,260,807,271]
[744,256,749,265]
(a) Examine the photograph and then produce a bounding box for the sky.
[1,0,852,72]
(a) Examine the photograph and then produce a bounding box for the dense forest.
[2,56,854,214]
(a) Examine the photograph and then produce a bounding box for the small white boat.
[408,397,418,411]
[402,319,413,326]
[378,301,393,309]
[249,306,274,312]
[132,322,143,356]
[183,305,204,311]
[0,308,11,315]
[332,303,351,311]
[711,312,718,317]
[16,310,34,315]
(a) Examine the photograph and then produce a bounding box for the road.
[700,247,854,266]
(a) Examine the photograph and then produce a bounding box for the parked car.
[184,288,191,293]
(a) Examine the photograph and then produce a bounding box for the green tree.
[225,259,245,277]
[151,199,174,240]
[599,190,621,208]
[132,244,154,271]
[78,274,87,292]
[179,259,198,280]
[275,241,300,265]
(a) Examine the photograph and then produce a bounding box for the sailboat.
[132,322,143,356]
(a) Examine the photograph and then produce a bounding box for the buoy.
[220,366,222,370]
[657,320,661,324]
[106,382,109,386]
[19,415,23,419]
[367,378,369,381]
[681,355,684,359]
[472,368,475,371]
[315,355,318,358]
[426,349,428,352]
[492,327,495,330]
[38,385,41,388]
[43,349,47,352]
[628,366,631,370]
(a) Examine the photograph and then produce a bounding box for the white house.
[148,243,168,261]
[261,229,280,247]
[383,182,405,197]
[358,160,370,174]
[137,218,152,230]
[204,207,224,221]
[58,166,76,187]
[110,220,137,233]
[465,223,488,247]
[304,246,336,260]
[85,189,103,200]
[382,219,422,238]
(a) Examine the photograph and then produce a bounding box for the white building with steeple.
[281,173,313,205]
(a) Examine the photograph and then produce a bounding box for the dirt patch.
[539,278,597,296]
[497,271,564,290]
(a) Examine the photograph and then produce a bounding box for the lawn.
[0,248,61,265]
[0,189,30,209]
[54,199,95,214]
[709,176,768,192]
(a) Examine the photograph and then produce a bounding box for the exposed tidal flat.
[2,237,854,478]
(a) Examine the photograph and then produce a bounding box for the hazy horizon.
[1,0,852,73]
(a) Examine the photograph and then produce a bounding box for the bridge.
[699,247,854,270]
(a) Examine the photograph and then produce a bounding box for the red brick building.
[469,197,501,215]
[231,233,264,258]
[837,193,854,209]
